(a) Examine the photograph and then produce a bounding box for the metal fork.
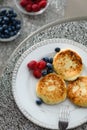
[58,106,70,130]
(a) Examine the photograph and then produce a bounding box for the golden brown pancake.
[53,49,83,81]
[67,76,87,107]
[36,73,67,105]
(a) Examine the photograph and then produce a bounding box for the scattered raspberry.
[33,69,42,78]
[27,0,33,5]
[25,4,32,12]
[27,60,37,70]
[32,4,40,12]
[35,0,41,4]
[39,0,47,8]
[20,0,29,7]
[37,60,46,70]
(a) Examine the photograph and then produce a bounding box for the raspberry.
[37,60,46,70]
[39,0,47,8]
[27,0,33,5]
[35,0,41,4]
[32,4,40,12]
[27,60,37,70]
[20,0,29,7]
[25,4,32,12]
[33,69,42,78]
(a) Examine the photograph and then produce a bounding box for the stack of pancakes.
[36,49,87,107]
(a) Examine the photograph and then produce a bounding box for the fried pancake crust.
[53,49,83,81]
[67,76,87,107]
[36,73,67,104]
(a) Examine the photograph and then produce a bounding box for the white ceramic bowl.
[0,6,23,42]
[14,0,49,15]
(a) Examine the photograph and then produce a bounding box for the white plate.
[12,38,87,129]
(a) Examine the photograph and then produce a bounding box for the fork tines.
[58,106,70,130]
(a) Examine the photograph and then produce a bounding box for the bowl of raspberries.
[0,6,23,42]
[14,0,49,15]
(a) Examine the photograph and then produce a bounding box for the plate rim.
[12,38,87,129]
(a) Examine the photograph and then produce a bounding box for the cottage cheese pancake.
[36,73,67,105]
[67,76,87,107]
[53,49,83,81]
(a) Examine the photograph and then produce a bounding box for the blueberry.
[42,70,47,76]
[43,57,49,63]
[16,24,21,30]
[11,26,15,31]
[6,13,12,17]
[12,20,17,25]
[0,26,3,32]
[14,30,18,35]
[47,69,54,74]
[8,26,12,32]
[10,16,15,21]
[16,20,21,24]
[12,12,17,17]
[10,30,17,36]
[36,98,43,105]
[4,29,9,35]
[8,9,14,14]
[0,34,5,38]
[4,34,10,38]
[55,47,60,52]
[3,16,9,22]
[46,63,53,69]
[9,32,15,36]
[2,24,8,30]
[0,9,7,16]
[49,57,53,63]
[0,18,2,23]
[1,20,5,25]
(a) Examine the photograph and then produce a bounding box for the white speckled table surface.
[0,0,87,130]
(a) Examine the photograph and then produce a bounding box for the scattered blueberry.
[47,68,54,74]
[42,70,47,76]
[36,98,43,105]
[55,47,60,52]
[42,57,49,63]
[46,63,53,69]
[49,57,53,63]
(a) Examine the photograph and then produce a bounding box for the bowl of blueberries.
[0,6,23,42]
[14,0,49,15]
